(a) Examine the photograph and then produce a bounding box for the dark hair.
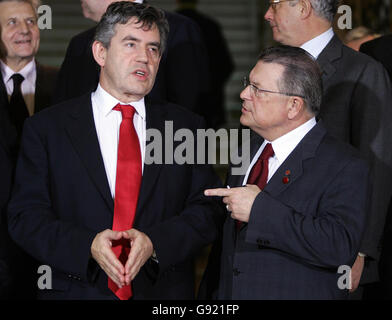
[258,45,323,115]
[94,1,169,55]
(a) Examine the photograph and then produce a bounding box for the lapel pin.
[282,170,291,184]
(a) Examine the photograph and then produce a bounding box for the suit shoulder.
[29,93,90,124]
[319,133,369,169]
[66,27,96,55]
[341,43,384,68]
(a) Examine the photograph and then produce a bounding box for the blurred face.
[264,0,302,46]
[95,18,161,102]
[0,1,40,66]
[81,0,136,22]
[240,61,291,140]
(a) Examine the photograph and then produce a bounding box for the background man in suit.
[204,46,370,299]
[0,0,57,299]
[175,0,234,129]
[360,34,392,299]
[264,0,392,298]
[8,1,222,300]
[54,0,210,117]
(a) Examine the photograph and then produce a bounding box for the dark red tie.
[109,104,142,300]
[237,143,274,230]
[247,143,274,189]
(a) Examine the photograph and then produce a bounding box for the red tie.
[109,104,142,300]
[247,143,274,189]
[237,143,274,230]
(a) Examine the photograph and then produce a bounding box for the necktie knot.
[260,143,274,161]
[113,104,136,119]
[11,73,24,89]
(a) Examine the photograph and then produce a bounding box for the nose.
[18,21,30,34]
[264,6,273,22]
[240,85,252,101]
[136,47,149,64]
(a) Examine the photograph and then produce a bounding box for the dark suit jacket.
[0,125,13,298]
[0,61,58,299]
[7,93,223,300]
[176,8,234,128]
[359,34,392,297]
[53,11,209,114]
[316,35,392,283]
[215,122,370,300]
[360,35,392,80]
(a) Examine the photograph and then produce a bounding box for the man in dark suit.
[203,46,370,299]
[360,35,392,299]
[0,117,13,298]
[0,0,57,299]
[54,0,210,116]
[176,0,234,128]
[7,2,222,300]
[264,0,392,297]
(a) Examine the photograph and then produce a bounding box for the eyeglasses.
[243,77,304,99]
[269,0,296,11]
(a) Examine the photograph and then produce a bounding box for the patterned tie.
[237,143,274,230]
[109,104,142,300]
[8,74,29,136]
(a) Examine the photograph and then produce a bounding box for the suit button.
[233,268,241,276]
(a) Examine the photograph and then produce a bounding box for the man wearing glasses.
[202,46,370,300]
[264,0,392,298]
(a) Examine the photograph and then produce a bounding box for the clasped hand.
[91,228,153,288]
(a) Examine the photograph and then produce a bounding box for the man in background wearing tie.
[203,46,370,299]
[7,2,222,300]
[0,0,57,299]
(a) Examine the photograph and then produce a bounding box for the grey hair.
[94,1,169,55]
[288,0,339,22]
[309,0,340,22]
[258,45,323,116]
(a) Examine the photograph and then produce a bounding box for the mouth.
[14,39,32,45]
[133,69,149,80]
[241,104,250,113]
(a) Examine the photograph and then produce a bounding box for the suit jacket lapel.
[134,99,166,221]
[264,121,327,196]
[316,35,342,84]
[65,93,114,213]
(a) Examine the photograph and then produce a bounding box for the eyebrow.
[122,35,160,48]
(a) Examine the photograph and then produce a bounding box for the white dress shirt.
[242,118,317,186]
[92,84,146,199]
[0,59,36,116]
[300,28,334,59]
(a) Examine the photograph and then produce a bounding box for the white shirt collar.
[134,0,143,3]
[301,28,334,59]
[0,58,36,86]
[269,117,317,165]
[92,84,146,120]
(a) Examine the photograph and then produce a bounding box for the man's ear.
[287,96,305,120]
[299,0,312,20]
[92,40,107,67]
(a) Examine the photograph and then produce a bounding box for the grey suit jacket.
[316,35,392,283]
[217,122,370,300]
